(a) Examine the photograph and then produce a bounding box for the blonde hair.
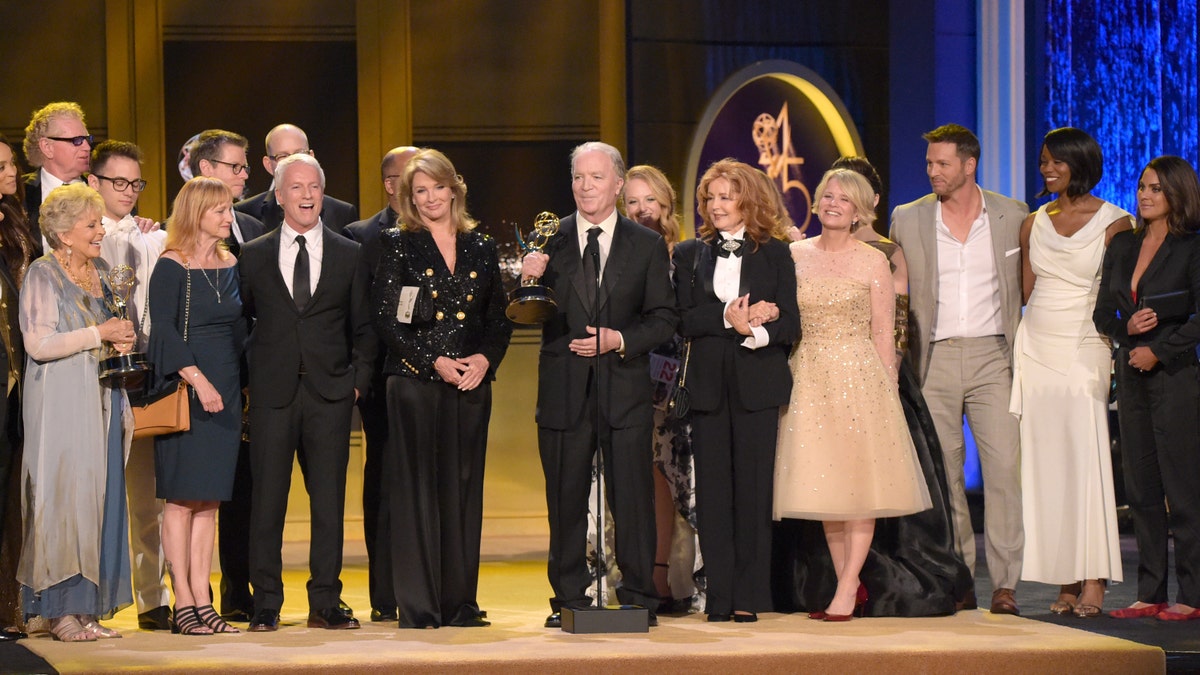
[166,177,234,260]
[397,149,477,233]
[23,101,86,168]
[812,169,877,232]
[40,183,103,250]
[622,165,681,249]
[695,159,788,249]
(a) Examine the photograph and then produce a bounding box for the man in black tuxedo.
[22,101,93,256]
[187,128,265,621]
[343,145,417,623]
[521,142,676,628]
[235,124,358,234]
[240,153,376,632]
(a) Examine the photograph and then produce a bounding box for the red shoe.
[1109,603,1168,619]
[855,583,869,617]
[807,611,826,620]
[822,613,852,622]
[1156,607,1200,621]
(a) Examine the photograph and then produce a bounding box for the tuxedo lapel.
[263,230,297,312]
[597,220,635,312]
[698,239,717,301]
[1138,234,1176,298]
[738,240,754,298]
[558,220,593,314]
[308,228,346,307]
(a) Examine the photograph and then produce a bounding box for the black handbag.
[666,341,691,420]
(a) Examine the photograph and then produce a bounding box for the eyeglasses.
[47,135,94,147]
[92,173,148,192]
[269,150,312,164]
[209,159,251,176]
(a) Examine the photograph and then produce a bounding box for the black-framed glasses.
[47,134,94,147]
[209,159,251,176]
[92,173,148,192]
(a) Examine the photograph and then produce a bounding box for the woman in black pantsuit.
[1094,155,1200,622]
[673,159,799,622]
[372,149,512,628]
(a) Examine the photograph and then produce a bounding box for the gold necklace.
[55,251,95,293]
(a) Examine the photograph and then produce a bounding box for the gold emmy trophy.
[100,264,152,384]
[506,211,560,324]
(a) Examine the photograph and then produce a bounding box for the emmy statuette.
[100,264,152,384]
[506,211,560,324]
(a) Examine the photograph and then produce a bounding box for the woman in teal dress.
[18,183,136,641]
[148,177,245,635]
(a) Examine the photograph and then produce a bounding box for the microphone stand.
[561,228,649,633]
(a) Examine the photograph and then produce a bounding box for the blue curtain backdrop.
[1042,0,1198,211]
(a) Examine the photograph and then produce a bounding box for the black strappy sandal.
[196,604,240,633]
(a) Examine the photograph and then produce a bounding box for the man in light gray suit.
[890,124,1028,615]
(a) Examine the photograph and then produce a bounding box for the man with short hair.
[521,142,676,628]
[235,124,358,233]
[22,101,93,255]
[344,146,418,623]
[890,123,1028,615]
[189,129,265,253]
[90,140,171,630]
[187,128,265,622]
[240,153,375,632]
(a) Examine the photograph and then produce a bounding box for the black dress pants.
[385,376,490,628]
[1116,355,1200,607]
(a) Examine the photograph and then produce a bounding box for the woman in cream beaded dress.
[1011,128,1131,617]
[774,168,931,620]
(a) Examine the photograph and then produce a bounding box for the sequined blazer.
[372,227,512,382]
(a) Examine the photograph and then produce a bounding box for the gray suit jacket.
[889,189,1028,385]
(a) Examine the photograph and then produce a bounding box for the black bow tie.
[714,236,743,258]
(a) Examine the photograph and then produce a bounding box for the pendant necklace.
[198,266,222,303]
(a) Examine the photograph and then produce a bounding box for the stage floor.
[11,547,1166,675]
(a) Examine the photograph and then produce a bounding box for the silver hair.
[570,141,625,180]
[274,152,326,189]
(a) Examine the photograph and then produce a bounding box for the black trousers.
[358,379,395,613]
[1116,354,1200,607]
[385,376,490,627]
[690,356,777,615]
[248,379,354,612]
[539,382,657,612]
[218,438,253,615]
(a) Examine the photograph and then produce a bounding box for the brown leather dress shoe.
[990,588,1020,616]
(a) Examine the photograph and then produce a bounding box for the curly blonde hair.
[23,102,86,169]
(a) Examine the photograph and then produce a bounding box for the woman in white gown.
[1011,127,1132,617]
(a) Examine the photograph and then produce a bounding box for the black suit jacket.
[239,226,377,407]
[345,207,398,277]
[0,254,22,437]
[673,237,799,412]
[371,227,512,381]
[235,190,358,235]
[535,213,677,429]
[225,211,266,257]
[1094,228,1200,372]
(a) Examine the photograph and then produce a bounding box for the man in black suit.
[22,101,93,256]
[240,153,376,632]
[187,128,265,621]
[235,124,358,234]
[343,145,417,623]
[189,129,266,253]
[521,142,676,628]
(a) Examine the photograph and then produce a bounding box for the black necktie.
[583,227,602,282]
[714,235,743,258]
[293,235,311,309]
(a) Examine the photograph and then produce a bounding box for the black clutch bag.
[1139,289,1193,323]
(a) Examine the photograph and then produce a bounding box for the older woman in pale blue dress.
[17,183,136,642]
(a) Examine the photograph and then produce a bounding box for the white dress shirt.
[99,214,167,346]
[279,221,324,298]
[714,227,768,350]
[575,209,618,279]
[932,188,1003,340]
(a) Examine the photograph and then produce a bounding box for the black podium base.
[561,606,650,634]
